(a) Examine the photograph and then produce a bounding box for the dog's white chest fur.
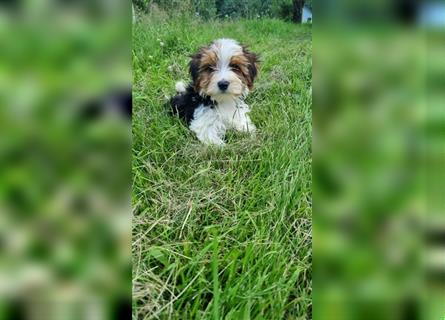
[189,100,256,146]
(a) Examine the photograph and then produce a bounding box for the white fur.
[175,81,186,93]
[184,38,257,146]
[189,104,226,146]
[214,39,243,60]
[190,99,255,146]
[218,100,256,133]
[202,39,245,101]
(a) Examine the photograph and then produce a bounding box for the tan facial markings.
[200,50,217,70]
[195,48,217,92]
[228,54,251,87]
[191,39,258,97]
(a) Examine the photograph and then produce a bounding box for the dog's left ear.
[189,51,202,87]
[242,46,260,88]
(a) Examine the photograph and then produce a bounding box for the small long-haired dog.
[170,39,259,145]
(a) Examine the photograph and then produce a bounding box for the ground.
[132,14,312,319]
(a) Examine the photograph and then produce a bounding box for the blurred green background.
[2,0,444,319]
[313,1,445,319]
[133,0,312,21]
[0,1,131,319]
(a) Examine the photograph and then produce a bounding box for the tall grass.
[132,13,312,319]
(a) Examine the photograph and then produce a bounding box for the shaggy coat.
[170,38,259,145]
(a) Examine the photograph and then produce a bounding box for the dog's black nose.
[217,80,230,91]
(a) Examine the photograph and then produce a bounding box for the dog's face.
[189,39,259,102]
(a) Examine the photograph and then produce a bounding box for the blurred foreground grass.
[313,25,445,320]
[0,2,132,319]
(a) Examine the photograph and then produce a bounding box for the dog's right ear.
[189,52,201,86]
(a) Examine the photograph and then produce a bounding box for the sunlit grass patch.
[132,15,312,319]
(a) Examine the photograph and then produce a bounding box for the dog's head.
[189,39,259,102]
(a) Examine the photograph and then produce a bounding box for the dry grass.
[132,14,312,319]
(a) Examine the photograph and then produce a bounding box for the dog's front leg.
[230,109,256,134]
[190,107,226,145]
[193,126,226,145]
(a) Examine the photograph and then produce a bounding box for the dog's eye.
[230,64,240,71]
[204,65,214,72]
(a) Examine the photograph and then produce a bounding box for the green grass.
[132,14,312,319]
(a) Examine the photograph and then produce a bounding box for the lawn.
[132,13,312,319]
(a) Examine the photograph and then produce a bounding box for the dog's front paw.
[234,121,256,134]
[201,136,225,146]
[246,122,257,134]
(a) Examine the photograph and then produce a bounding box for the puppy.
[170,39,259,145]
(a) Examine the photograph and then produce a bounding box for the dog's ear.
[242,46,260,88]
[189,51,202,86]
